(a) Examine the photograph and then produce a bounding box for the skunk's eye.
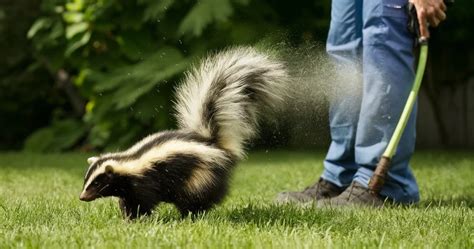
[92,181,99,186]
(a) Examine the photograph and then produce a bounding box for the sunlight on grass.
[0,151,472,248]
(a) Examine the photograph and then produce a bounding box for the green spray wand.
[368,0,454,195]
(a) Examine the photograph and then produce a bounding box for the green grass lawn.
[0,151,472,248]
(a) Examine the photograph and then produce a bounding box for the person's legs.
[352,0,420,203]
[322,0,364,188]
[275,0,364,204]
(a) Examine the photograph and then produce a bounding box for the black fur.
[84,145,234,219]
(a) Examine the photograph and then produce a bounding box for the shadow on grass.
[223,204,356,229]
[221,197,473,229]
[418,196,474,208]
[134,196,474,228]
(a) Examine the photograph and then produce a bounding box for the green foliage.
[0,0,67,150]
[18,0,473,152]
[24,119,86,152]
[179,0,244,37]
[26,0,329,152]
[25,0,201,151]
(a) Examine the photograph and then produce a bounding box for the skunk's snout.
[79,190,96,202]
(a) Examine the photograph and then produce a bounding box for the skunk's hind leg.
[175,201,215,218]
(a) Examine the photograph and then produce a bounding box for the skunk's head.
[80,156,125,202]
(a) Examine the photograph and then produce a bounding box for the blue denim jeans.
[322,0,420,203]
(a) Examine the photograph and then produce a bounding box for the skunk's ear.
[104,165,114,175]
[87,157,99,165]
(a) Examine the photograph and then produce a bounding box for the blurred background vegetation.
[0,0,473,152]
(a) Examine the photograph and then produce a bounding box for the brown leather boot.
[316,181,385,207]
[275,178,345,204]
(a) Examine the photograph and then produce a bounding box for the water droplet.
[178,39,183,45]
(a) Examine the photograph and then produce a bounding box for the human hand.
[409,0,447,38]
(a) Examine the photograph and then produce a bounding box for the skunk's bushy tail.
[174,47,288,159]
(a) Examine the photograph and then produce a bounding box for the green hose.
[369,43,428,194]
[369,0,453,194]
[383,44,428,158]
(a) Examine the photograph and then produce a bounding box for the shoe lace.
[347,183,355,200]
[302,179,328,196]
[302,184,318,195]
[347,182,371,201]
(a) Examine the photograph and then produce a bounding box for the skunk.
[79,47,288,219]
